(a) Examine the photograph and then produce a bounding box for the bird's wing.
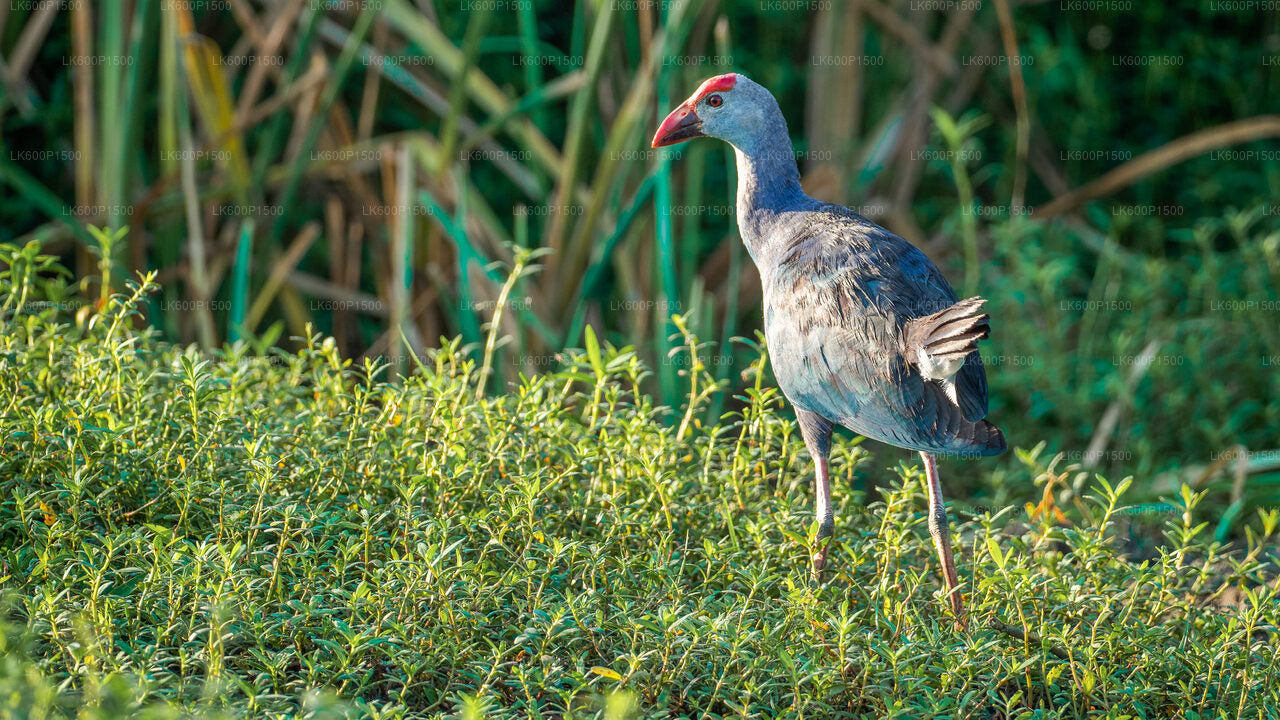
[762,207,1002,455]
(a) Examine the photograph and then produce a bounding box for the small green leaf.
[591,666,622,682]
[584,325,604,378]
[987,537,1006,570]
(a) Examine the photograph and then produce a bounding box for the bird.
[652,72,1005,628]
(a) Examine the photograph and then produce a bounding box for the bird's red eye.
[707,94,723,108]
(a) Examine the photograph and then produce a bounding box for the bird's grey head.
[651,73,787,155]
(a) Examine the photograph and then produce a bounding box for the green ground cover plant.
[1,244,1276,718]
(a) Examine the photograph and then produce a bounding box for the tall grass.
[0,1,1271,364]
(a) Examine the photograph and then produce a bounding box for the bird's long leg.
[813,453,833,572]
[921,451,967,628]
[796,409,834,576]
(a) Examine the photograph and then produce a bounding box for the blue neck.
[731,115,813,266]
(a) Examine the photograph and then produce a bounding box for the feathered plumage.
[654,72,1003,626]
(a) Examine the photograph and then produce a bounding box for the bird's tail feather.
[920,378,1007,457]
[908,297,991,364]
[959,418,1006,456]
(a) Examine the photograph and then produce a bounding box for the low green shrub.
[0,246,1276,718]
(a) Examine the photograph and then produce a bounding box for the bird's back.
[760,204,1005,456]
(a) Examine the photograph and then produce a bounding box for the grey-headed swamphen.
[652,73,1006,628]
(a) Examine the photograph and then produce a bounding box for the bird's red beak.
[651,104,703,148]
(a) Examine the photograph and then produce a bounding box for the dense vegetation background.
[1,0,1279,716]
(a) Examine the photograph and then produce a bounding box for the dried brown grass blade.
[992,0,1029,210]
[1038,116,1280,219]
[3,0,58,115]
[244,222,321,332]
[854,0,957,77]
[231,0,307,124]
